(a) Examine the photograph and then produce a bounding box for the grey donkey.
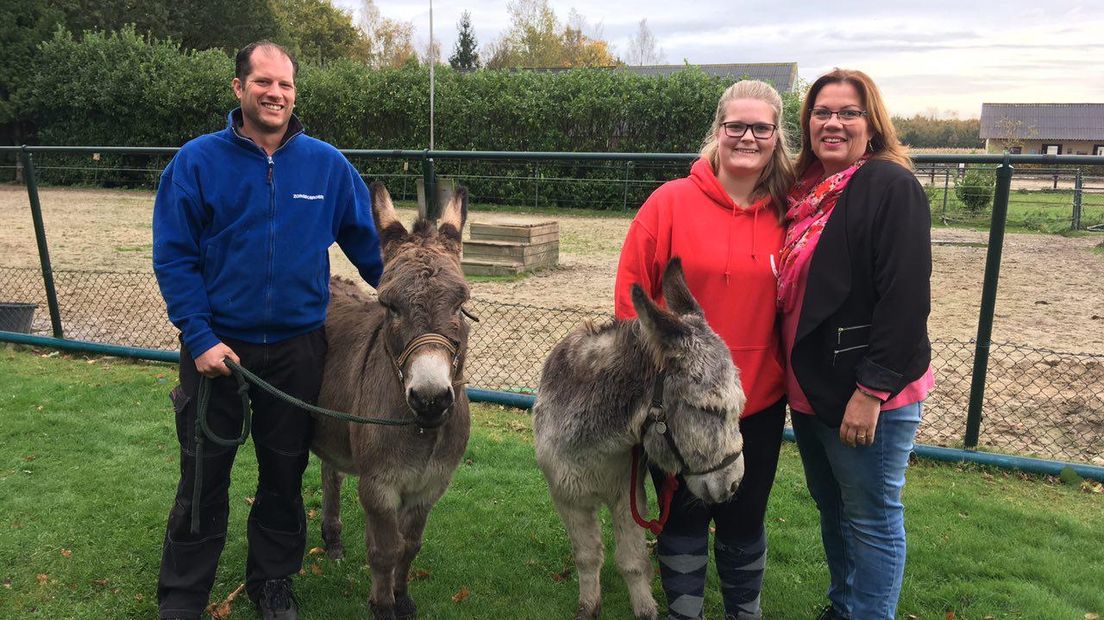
[533,258,747,620]
[311,183,472,620]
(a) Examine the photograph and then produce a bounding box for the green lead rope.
[189,358,415,534]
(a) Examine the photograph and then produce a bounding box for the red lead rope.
[630,444,679,535]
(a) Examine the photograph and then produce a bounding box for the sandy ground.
[8,185,1099,353]
[3,186,1102,463]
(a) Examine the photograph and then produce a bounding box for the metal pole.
[964,157,1013,449]
[20,147,64,338]
[428,0,435,150]
[623,161,632,210]
[1072,168,1083,230]
[942,168,949,221]
[421,154,438,220]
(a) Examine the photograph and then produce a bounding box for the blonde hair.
[795,68,911,176]
[699,80,795,222]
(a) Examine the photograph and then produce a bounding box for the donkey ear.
[632,284,689,344]
[661,257,702,316]
[370,182,407,251]
[438,186,468,245]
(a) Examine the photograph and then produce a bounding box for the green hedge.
[17,28,803,208]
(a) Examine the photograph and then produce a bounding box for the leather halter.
[378,321,466,431]
[390,332,462,382]
[640,370,743,477]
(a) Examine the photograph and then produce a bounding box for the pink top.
[781,214,934,416]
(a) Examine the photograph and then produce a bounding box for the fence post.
[534,161,540,209]
[421,153,438,220]
[942,168,950,219]
[964,156,1013,449]
[19,146,64,338]
[1072,168,1083,230]
[623,161,635,210]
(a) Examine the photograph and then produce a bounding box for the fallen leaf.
[308,547,326,556]
[60,549,72,558]
[23,455,35,462]
[906,615,919,620]
[205,583,245,620]
[410,569,431,582]
[244,497,255,506]
[91,578,109,588]
[946,612,956,620]
[3,578,11,589]
[1086,613,1100,620]
[551,566,571,583]
[134,594,144,602]
[307,508,318,521]
[451,586,470,603]
[36,574,48,585]
[310,563,323,576]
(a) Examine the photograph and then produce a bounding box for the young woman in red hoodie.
[615,79,795,620]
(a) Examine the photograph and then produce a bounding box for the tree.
[486,0,562,68]
[625,19,664,66]
[449,10,480,69]
[0,0,66,130]
[560,9,615,67]
[356,0,415,68]
[271,0,363,64]
[47,0,291,53]
[486,1,615,68]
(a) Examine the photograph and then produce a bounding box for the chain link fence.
[915,164,1104,231]
[3,264,1102,466]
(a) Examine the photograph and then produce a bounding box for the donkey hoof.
[394,594,417,619]
[369,601,397,620]
[325,543,345,561]
[574,602,601,619]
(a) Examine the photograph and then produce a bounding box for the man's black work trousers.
[157,329,327,619]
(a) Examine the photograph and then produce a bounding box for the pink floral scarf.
[776,157,868,312]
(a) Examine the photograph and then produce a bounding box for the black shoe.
[258,578,298,620]
[815,605,848,620]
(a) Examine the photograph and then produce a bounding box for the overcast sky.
[335,0,1104,119]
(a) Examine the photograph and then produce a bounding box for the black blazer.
[790,159,932,426]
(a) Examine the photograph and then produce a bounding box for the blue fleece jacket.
[153,110,383,358]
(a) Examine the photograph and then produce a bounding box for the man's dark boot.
[258,578,298,620]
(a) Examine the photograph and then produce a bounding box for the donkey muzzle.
[407,384,454,427]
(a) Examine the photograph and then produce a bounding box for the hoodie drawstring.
[751,206,759,263]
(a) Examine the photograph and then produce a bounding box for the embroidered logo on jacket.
[292,193,325,200]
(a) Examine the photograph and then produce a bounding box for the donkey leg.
[320,462,346,560]
[611,490,659,620]
[552,495,604,619]
[392,501,433,620]
[358,477,402,620]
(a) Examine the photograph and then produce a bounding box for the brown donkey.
[311,183,471,620]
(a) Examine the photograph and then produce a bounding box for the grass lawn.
[925,187,1104,234]
[1,347,1101,618]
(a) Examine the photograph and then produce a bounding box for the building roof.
[615,63,799,92]
[979,103,1104,141]
[520,62,799,93]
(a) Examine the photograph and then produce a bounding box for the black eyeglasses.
[721,121,777,139]
[810,108,867,122]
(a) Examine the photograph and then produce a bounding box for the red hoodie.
[614,158,785,417]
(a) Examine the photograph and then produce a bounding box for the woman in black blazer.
[777,69,933,620]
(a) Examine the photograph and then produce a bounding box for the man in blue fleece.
[152,41,382,620]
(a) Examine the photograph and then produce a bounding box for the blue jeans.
[791,402,921,620]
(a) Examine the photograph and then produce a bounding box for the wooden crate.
[461,220,560,276]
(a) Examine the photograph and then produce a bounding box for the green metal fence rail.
[2,146,1103,481]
